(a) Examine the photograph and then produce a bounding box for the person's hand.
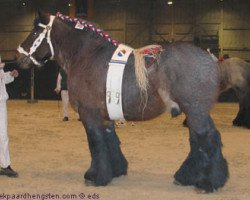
[0,62,5,69]
[10,70,19,77]
[54,88,61,94]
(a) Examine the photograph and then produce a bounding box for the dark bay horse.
[219,57,250,128]
[17,12,228,192]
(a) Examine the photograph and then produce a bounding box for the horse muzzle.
[16,53,36,69]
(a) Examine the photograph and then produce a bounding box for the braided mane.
[56,12,119,46]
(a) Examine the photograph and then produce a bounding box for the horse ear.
[37,10,50,24]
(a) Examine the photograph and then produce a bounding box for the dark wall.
[5,61,60,100]
[2,0,249,101]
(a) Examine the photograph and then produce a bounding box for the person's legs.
[0,101,18,177]
[0,101,10,168]
[61,90,69,121]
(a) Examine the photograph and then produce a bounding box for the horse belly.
[122,65,166,121]
[123,89,166,121]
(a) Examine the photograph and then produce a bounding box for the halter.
[17,15,56,66]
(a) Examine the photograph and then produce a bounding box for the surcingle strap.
[106,44,134,120]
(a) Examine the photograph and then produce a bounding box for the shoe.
[63,117,69,121]
[0,166,18,178]
[115,121,126,127]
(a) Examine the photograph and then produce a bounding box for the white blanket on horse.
[106,44,133,120]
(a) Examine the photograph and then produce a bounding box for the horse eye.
[33,32,38,36]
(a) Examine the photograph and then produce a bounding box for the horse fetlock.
[104,130,128,178]
[111,156,128,178]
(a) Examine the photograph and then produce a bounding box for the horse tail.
[133,44,163,92]
[133,47,149,94]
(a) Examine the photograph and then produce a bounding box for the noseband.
[17,15,55,66]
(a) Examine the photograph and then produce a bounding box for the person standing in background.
[54,68,70,121]
[0,56,19,177]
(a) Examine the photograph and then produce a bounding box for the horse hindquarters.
[78,106,128,186]
[174,114,229,192]
[159,43,229,191]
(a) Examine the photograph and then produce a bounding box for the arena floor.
[1,100,250,200]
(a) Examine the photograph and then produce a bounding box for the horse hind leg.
[232,87,246,127]
[241,93,250,129]
[245,100,250,129]
[174,114,229,192]
[232,103,246,127]
[233,88,250,128]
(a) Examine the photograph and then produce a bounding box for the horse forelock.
[33,12,50,28]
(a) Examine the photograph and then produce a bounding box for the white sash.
[106,44,133,120]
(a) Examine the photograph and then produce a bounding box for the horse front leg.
[174,114,229,192]
[79,107,113,186]
[79,107,127,186]
[104,121,128,178]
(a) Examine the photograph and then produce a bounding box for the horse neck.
[51,20,108,71]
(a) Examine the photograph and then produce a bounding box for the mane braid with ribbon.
[56,12,119,46]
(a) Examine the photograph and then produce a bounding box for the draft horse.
[219,57,250,128]
[17,12,228,192]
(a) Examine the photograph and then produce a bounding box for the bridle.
[17,15,55,66]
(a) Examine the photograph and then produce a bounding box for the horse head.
[17,12,55,69]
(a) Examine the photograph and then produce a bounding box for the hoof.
[182,118,188,127]
[194,187,217,194]
[113,170,127,178]
[232,120,242,127]
[84,176,111,186]
[84,178,110,186]
[173,180,182,186]
[84,169,95,182]
[171,107,182,118]
[84,167,112,186]
[84,179,95,186]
